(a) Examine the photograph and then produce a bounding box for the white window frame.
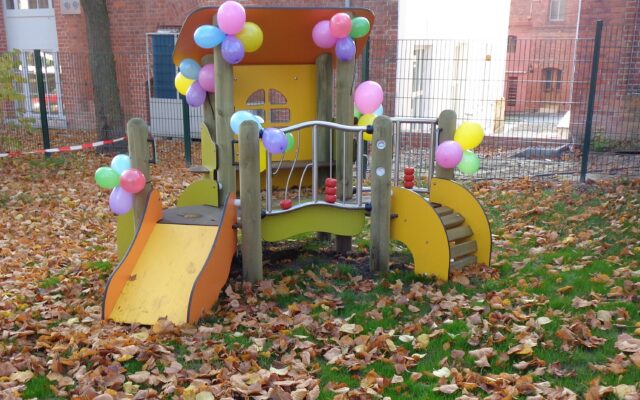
[548,0,565,22]
[16,50,65,120]
[4,0,54,17]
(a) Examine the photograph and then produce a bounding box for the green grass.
[39,275,61,289]
[23,376,59,400]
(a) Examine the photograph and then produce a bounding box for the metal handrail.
[390,117,439,188]
[281,120,370,133]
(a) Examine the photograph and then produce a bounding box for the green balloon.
[285,132,295,152]
[350,17,370,39]
[354,106,362,119]
[457,150,480,176]
[95,166,120,189]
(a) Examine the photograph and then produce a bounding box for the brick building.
[505,0,582,113]
[1,0,398,135]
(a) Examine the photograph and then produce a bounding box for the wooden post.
[239,120,263,283]
[127,118,151,229]
[370,116,393,274]
[435,110,457,180]
[201,53,216,144]
[316,53,333,171]
[213,44,236,201]
[335,57,356,253]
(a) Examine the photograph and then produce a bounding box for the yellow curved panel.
[390,187,451,281]
[262,205,365,242]
[429,178,492,266]
[177,179,219,208]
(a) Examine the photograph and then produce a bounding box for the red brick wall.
[505,0,580,113]
[54,0,397,131]
[572,0,640,142]
[0,5,7,52]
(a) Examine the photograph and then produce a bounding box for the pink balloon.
[198,64,215,92]
[330,13,352,39]
[312,20,337,49]
[354,81,383,114]
[217,1,246,35]
[119,168,146,194]
[435,140,464,169]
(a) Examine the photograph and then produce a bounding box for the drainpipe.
[568,0,583,109]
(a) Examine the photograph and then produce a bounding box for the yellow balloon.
[358,113,377,127]
[363,132,373,142]
[237,22,264,53]
[453,122,484,150]
[175,73,195,96]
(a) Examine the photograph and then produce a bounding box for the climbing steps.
[390,178,491,280]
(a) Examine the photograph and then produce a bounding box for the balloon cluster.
[175,61,215,108]
[353,81,384,141]
[312,14,370,61]
[95,155,146,215]
[230,110,295,155]
[435,122,484,176]
[193,1,263,65]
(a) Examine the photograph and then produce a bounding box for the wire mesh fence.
[1,21,638,180]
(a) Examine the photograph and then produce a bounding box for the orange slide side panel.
[187,193,237,323]
[103,190,163,320]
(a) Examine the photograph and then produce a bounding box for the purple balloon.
[221,36,245,64]
[312,20,337,49]
[198,64,215,92]
[109,186,133,215]
[262,128,288,154]
[435,140,464,169]
[186,81,207,107]
[335,37,356,61]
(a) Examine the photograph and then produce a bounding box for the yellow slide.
[102,191,237,325]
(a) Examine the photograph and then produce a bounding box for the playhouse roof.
[173,7,375,66]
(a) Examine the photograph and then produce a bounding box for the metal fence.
[1,21,638,180]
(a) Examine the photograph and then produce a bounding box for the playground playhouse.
[99,5,492,326]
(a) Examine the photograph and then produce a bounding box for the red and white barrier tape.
[0,136,127,158]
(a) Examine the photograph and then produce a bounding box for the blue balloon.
[373,105,384,116]
[221,36,245,64]
[230,110,262,135]
[110,154,131,175]
[179,58,201,80]
[194,25,226,49]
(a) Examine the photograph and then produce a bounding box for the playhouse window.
[248,109,266,121]
[270,108,290,123]
[246,89,265,106]
[269,89,287,105]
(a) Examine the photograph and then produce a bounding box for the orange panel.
[102,190,163,320]
[187,193,238,323]
[174,7,375,66]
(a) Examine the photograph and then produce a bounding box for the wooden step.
[441,213,465,229]
[450,255,477,270]
[446,225,473,242]
[434,206,453,216]
[450,240,477,258]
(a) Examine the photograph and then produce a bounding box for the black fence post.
[181,95,192,166]
[580,20,603,182]
[34,50,50,156]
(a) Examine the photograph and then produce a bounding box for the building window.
[5,0,50,9]
[507,36,517,53]
[507,77,518,107]
[549,0,566,21]
[543,68,562,91]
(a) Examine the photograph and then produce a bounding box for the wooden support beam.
[335,57,356,253]
[127,118,151,230]
[370,116,393,274]
[239,120,263,283]
[435,110,457,180]
[213,44,236,202]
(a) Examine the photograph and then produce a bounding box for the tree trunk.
[80,0,126,146]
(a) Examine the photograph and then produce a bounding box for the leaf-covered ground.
[0,153,639,400]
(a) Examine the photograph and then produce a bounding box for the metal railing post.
[181,95,192,166]
[580,20,603,183]
[34,50,50,156]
